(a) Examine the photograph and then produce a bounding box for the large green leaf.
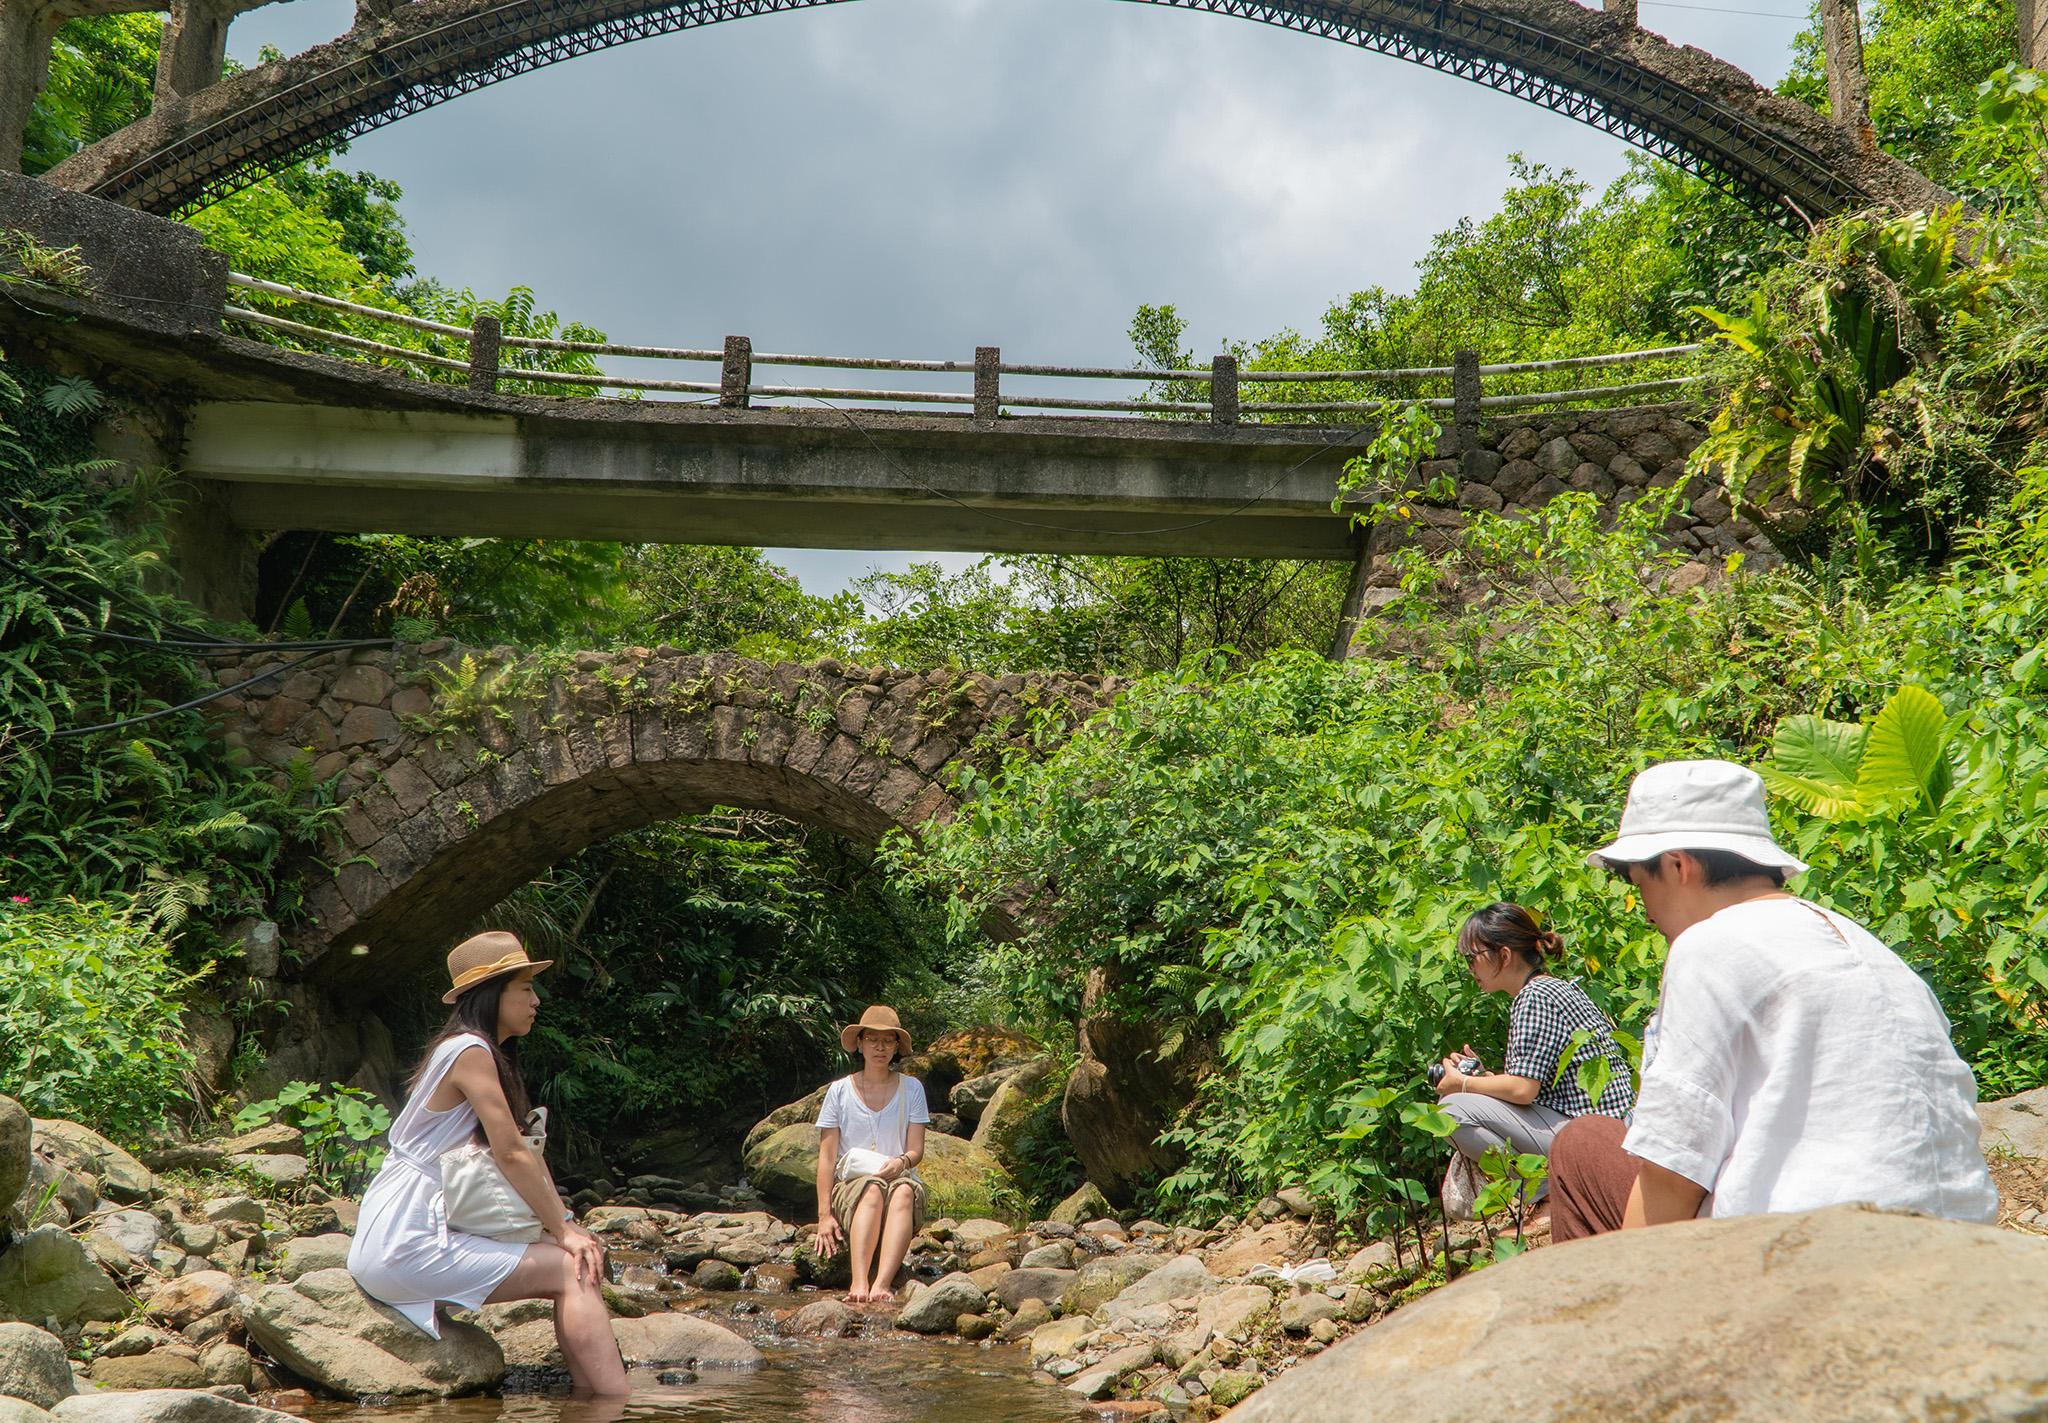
[1764,714,1869,818]
[1857,685,1953,812]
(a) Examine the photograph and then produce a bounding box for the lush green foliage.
[1690,206,2029,574]
[0,899,199,1137]
[0,363,336,941]
[897,469,2048,1221]
[233,1081,392,1193]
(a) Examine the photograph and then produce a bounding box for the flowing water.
[303,1291,1092,1423]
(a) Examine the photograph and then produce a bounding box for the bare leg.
[867,1184,919,1303]
[486,1241,629,1396]
[845,1182,886,1302]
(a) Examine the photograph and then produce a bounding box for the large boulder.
[919,1134,1020,1222]
[0,1102,29,1229]
[30,1124,155,1206]
[239,1268,503,1399]
[1049,1182,1113,1227]
[903,1028,1040,1108]
[0,1400,52,1423]
[0,1323,74,1408]
[1061,974,1206,1204]
[1098,1254,1222,1327]
[968,1059,1061,1166]
[51,1393,298,1423]
[1227,1206,2048,1422]
[88,1354,207,1390]
[741,1086,829,1160]
[0,1227,127,1328]
[743,1126,1019,1222]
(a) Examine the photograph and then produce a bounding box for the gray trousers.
[1440,1092,1570,1178]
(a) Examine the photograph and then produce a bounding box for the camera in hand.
[1427,1055,1483,1089]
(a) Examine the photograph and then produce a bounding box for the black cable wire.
[48,650,326,739]
[85,628,398,654]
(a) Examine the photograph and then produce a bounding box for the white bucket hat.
[1587,759,1808,876]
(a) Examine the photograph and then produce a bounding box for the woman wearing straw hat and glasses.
[348,932,627,1394]
[812,1005,931,1303]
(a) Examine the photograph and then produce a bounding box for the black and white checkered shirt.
[1504,974,1636,1118]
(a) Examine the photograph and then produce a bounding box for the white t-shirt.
[1625,896,1998,1223]
[816,1073,930,1166]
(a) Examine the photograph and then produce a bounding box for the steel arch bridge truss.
[84,0,1869,224]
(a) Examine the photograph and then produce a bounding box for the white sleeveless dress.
[346,1033,531,1336]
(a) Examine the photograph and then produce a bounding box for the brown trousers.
[1549,1115,1640,1242]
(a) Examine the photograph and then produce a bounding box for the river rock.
[1068,1342,1156,1400]
[1229,1205,2048,1423]
[226,1157,307,1189]
[783,1300,860,1338]
[1061,1254,1167,1316]
[1101,1255,1221,1322]
[51,1392,298,1423]
[0,1400,53,1423]
[199,1200,261,1228]
[239,1268,503,1398]
[0,1227,127,1328]
[0,1324,74,1408]
[1198,1285,1275,1341]
[1206,1221,1306,1278]
[0,1102,30,1228]
[198,1343,253,1390]
[1049,1183,1113,1227]
[994,1268,1073,1312]
[275,1236,351,1284]
[894,1272,986,1334]
[1278,1291,1342,1334]
[89,1353,207,1390]
[691,1260,741,1292]
[611,1314,762,1370]
[30,1124,155,1206]
[86,1215,159,1269]
[1980,1086,2048,1165]
[1030,1315,1094,1365]
[142,1274,234,1331]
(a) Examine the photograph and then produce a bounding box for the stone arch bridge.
[209,641,1116,989]
[19,0,1957,225]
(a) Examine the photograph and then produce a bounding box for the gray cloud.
[226,0,1802,593]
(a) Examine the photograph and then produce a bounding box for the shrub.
[0,897,198,1138]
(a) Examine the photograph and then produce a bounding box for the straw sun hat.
[442,930,554,1004]
[840,1004,913,1057]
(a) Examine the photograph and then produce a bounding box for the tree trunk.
[2022,0,2047,76]
[1819,0,1874,151]
[0,0,50,174]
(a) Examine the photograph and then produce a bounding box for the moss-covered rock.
[968,1059,1060,1168]
[741,1085,829,1160]
[743,1124,1020,1223]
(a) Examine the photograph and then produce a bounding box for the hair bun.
[1539,930,1565,959]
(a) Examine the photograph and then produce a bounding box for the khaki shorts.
[830,1173,927,1236]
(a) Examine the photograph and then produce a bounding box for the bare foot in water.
[844,1287,868,1303]
[868,1287,895,1304]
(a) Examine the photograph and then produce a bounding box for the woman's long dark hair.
[1457,902,1563,975]
[408,973,534,1133]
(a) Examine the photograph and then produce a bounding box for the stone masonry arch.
[38,0,1953,226]
[207,642,1114,991]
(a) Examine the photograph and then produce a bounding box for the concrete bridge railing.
[223,270,1705,423]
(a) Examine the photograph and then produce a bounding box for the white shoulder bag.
[440,1106,549,1242]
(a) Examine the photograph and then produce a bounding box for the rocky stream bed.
[4,1081,2048,1423]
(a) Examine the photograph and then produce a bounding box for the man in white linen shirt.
[1547,759,1999,1241]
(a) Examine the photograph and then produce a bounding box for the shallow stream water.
[304,1292,1092,1423]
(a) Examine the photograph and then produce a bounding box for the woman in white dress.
[348,931,626,1395]
[812,1004,930,1303]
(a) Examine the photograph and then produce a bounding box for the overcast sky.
[226,0,1807,596]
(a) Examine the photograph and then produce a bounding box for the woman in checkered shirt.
[1431,902,1636,1187]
